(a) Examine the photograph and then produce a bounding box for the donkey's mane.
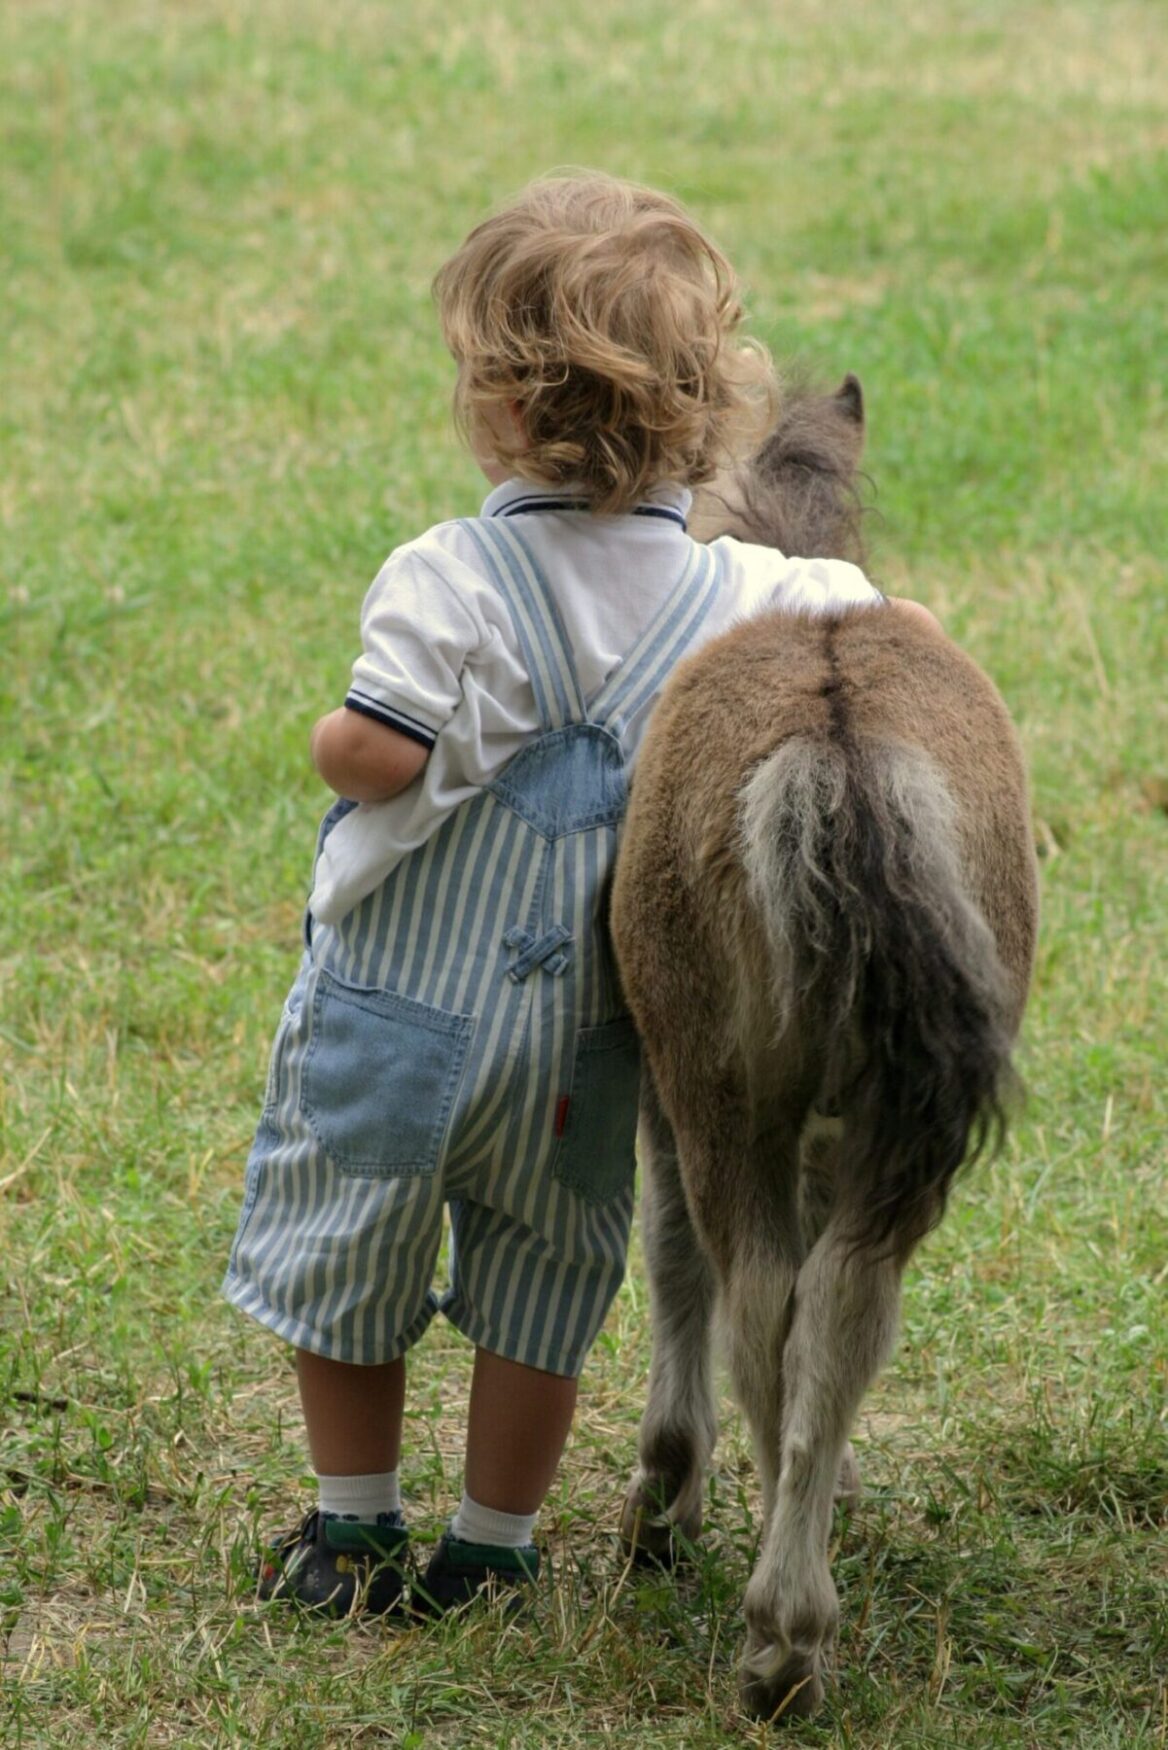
[696,372,870,567]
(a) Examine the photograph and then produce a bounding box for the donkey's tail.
[739,736,1017,1251]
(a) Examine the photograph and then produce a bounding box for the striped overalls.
[223,519,723,1377]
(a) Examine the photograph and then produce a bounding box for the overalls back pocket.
[552,1013,642,1205]
[300,968,474,1179]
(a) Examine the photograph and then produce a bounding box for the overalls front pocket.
[552,1013,642,1205]
[300,968,475,1179]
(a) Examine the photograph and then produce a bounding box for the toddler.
[222,172,880,1616]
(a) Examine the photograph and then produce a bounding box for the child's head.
[433,172,775,515]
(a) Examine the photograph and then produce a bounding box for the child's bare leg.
[414,1347,574,1611]
[464,1347,577,1513]
[259,1352,410,1613]
[295,1350,406,1476]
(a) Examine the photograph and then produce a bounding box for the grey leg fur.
[737,1217,902,1721]
[621,1078,718,1562]
[800,1117,863,1509]
[723,1241,799,1531]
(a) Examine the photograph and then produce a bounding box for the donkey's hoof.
[739,1651,824,1723]
[834,1441,862,1506]
[619,1480,702,1567]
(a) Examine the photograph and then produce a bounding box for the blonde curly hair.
[433,173,776,515]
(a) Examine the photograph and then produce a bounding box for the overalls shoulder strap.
[588,538,724,738]
[460,517,588,731]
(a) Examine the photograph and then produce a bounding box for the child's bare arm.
[310,707,429,803]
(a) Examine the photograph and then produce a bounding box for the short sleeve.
[344,544,485,750]
[765,556,882,616]
[704,539,882,641]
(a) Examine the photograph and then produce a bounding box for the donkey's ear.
[835,373,864,428]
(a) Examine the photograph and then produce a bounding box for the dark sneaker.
[412,1531,540,1616]
[257,1508,409,1617]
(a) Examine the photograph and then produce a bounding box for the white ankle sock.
[317,1470,402,1521]
[450,1492,537,1548]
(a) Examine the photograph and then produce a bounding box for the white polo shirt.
[309,478,881,924]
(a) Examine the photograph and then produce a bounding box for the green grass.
[2,1,1166,1744]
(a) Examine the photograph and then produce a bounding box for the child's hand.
[310,708,429,803]
[886,597,941,633]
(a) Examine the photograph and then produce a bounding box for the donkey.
[611,375,1039,1721]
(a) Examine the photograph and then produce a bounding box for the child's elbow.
[310,707,429,803]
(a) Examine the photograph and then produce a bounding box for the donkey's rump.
[619,601,1036,1052]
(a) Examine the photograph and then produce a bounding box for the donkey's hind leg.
[800,1117,863,1507]
[737,1211,902,1721]
[621,1075,718,1563]
[722,1221,801,1536]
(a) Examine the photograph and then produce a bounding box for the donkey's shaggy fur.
[612,377,1039,1722]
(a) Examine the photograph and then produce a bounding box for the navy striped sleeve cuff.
[343,690,439,750]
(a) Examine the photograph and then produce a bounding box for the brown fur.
[612,378,1039,1721]
[688,370,868,562]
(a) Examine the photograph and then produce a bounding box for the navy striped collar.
[481,477,691,531]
